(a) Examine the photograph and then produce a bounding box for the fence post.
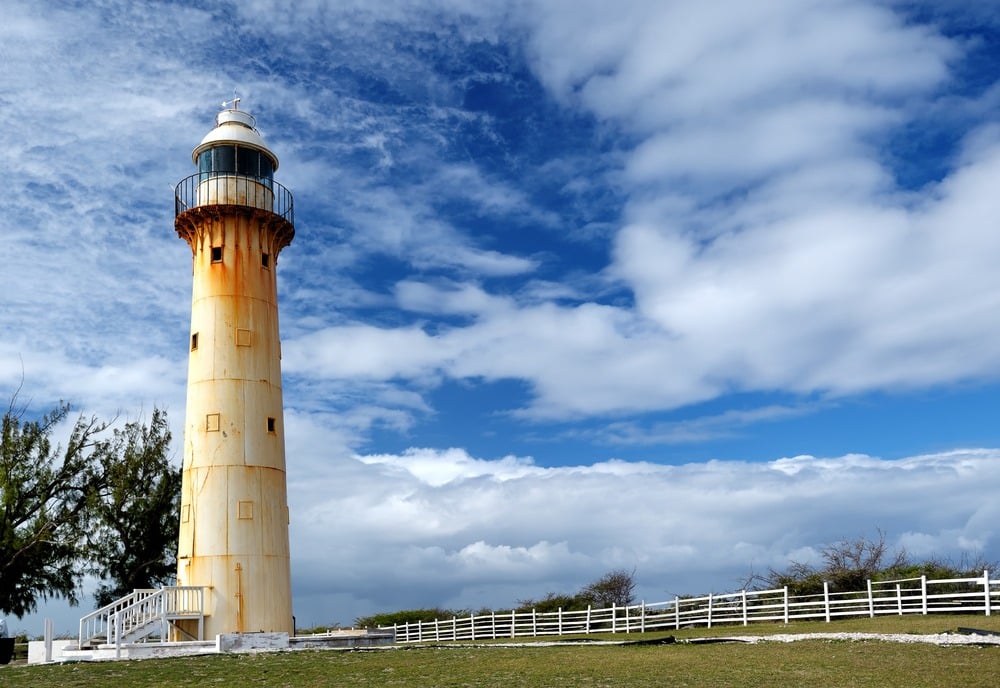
[707,593,713,629]
[625,604,631,634]
[984,570,992,617]
[435,619,440,642]
[823,581,830,623]
[675,596,680,630]
[867,580,874,618]
[470,612,476,640]
[491,611,496,639]
[742,590,748,626]
[511,609,516,638]
[896,583,902,615]
[558,607,563,636]
[452,616,457,640]
[641,600,646,633]
[532,608,537,637]
[612,603,618,634]
[921,575,928,615]
[783,587,789,624]
[586,605,592,634]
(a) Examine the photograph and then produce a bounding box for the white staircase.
[79,587,206,651]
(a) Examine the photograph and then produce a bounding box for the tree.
[754,530,909,595]
[579,568,637,608]
[86,408,180,608]
[516,592,588,613]
[0,399,107,617]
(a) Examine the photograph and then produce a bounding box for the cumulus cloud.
[285,445,1000,625]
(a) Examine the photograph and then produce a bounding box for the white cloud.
[360,447,542,486]
[281,445,1000,624]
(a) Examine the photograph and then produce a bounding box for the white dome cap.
[191,105,279,170]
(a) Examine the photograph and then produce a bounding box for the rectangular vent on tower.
[191,332,199,351]
[206,413,220,432]
[181,504,191,523]
[236,328,251,347]
[267,417,276,433]
[237,500,254,520]
[211,246,223,263]
[261,252,270,268]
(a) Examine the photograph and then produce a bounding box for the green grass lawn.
[3,615,1000,687]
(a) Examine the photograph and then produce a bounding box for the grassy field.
[3,615,1000,687]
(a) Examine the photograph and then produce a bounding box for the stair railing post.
[114,613,122,660]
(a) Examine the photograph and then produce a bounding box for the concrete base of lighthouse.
[29,630,396,664]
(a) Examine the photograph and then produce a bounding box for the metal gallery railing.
[174,173,294,226]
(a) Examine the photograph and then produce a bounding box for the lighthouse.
[173,101,295,638]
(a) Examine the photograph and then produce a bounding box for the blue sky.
[3,0,1000,633]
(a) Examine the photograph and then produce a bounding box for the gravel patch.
[736,632,1000,646]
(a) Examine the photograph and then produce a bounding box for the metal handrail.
[174,173,294,225]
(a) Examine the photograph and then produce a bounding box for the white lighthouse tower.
[173,101,295,638]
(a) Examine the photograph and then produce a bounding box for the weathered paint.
[174,150,295,639]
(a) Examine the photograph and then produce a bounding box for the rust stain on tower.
[173,102,295,639]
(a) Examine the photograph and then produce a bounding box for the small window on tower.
[267,417,276,433]
[261,252,270,269]
[237,500,254,520]
[236,328,251,347]
[206,413,221,432]
[191,332,199,350]
[211,246,223,263]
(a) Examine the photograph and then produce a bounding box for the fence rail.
[388,571,999,643]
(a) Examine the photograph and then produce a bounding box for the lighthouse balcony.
[174,172,294,225]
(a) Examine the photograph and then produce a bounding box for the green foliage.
[517,569,638,612]
[1,394,180,617]
[516,592,590,613]
[0,399,106,616]
[354,608,466,628]
[580,568,637,607]
[752,531,997,596]
[86,408,180,608]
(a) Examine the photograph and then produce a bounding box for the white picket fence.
[389,571,999,643]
